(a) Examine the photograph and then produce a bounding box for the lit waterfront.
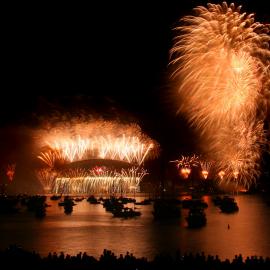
[1,194,270,259]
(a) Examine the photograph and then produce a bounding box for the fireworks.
[37,151,64,168]
[213,121,267,186]
[170,2,270,188]
[53,167,148,194]
[6,164,16,182]
[36,168,58,193]
[171,155,199,169]
[218,171,225,181]
[37,120,158,168]
[171,155,199,179]
[33,119,156,194]
[199,160,212,179]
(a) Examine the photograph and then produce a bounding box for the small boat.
[212,196,223,206]
[152,199,181,219]
[103,199,123,212]
[87,196,100,204]
[186,208,207,228]
[113,207,141,218]
[74,197,84,202]
[134,199,151,205]
[118,197,136,204]
[219,196,239,213]
[58,197,75,207]
[182,198,208,209]
[50,195,61,200]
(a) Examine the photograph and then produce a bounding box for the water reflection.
[0,195,270,259]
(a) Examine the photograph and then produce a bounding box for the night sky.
[1,0,269,160]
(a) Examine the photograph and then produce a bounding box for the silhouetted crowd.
[1,245,270,269]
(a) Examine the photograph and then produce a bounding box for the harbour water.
[0,194,270,259]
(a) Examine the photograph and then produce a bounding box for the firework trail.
[36,119,158,167]
[36,168,58,193]
[170,2,269,188]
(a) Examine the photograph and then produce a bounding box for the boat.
[50,195,61,200]
[58,197,75,207]
[118,197,136,204]
[219,196,239,213]
[134,199,151,205]
[74,197,84,202]
[182,198,208,209]
[152,199,181,219]
[103,198,123,212]
[212,196,223,206]
[186,208,207,228]
[112,207,141,218]
[87,196,100,204]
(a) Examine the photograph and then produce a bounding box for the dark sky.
[1,0,269,159]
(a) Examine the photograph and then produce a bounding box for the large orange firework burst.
[34,118,157,193]
[36,119,159,168]
[170,2,270,188]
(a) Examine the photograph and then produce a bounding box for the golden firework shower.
[36,119,158,167]
[34,118,158,193]
[170,2,270,188]
[53,167,148,194]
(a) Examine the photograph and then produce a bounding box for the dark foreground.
[1,245,270,270]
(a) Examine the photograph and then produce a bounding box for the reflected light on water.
[0,195,270,259]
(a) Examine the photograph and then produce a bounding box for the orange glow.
[200,160,212,180]
[34,120,157,194]
[37,121,158,168]
[201,170,208,179]
[6,164,16,182]
[233,171,239,180]
[218,171,225,181]
[170,2,269,188]
[53,167,147,194]
[180,167,191,179]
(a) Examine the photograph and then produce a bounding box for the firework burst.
[36,120,158,168]
[171,154,199,178]
[170,2,270,188]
